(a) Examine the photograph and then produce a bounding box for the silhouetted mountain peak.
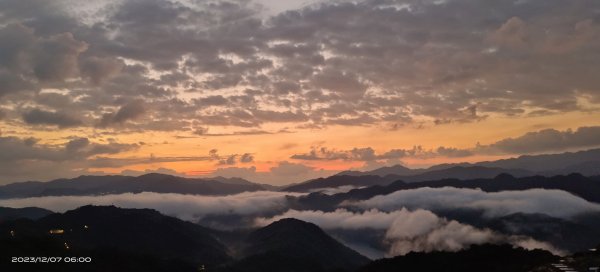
[229,218,370,272]
[245,218,341,253]
[248,218,323,239]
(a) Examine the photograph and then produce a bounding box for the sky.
[1,0,600,185]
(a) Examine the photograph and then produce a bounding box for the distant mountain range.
[284,175,400,192]
[0,148,598,199]
[291,174,600,213]
[287,166,533,192]
[282,172,600,253]
[349,148,600,177]
[285,149,600,192]
[0,173,268,199]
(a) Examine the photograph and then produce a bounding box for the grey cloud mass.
[22,108,83,128]
[0,136,139,183]
[0,191,303,222]
[0,0,599,131]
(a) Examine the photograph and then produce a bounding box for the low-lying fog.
[3,187,598,258]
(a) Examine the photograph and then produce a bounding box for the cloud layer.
[0,191,302,221]
[0,187,576,256]
[350,187,600,219]
[255,208,562,256]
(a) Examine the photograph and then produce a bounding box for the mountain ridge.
[0,173,268,199]
[222,217,370,272]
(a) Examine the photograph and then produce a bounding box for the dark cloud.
[22,108,83,128]
[0,23,35,70]
[99,100,146,126]
[33,32,88,82]
[0,136,64,162]
[218,155,238,165]
[112,101,146,123]
[65,137,90,153]
[0,70,35,97]
[0,135,138,182]
[193,128,273,137]
[34,92,74,109]
[79,56,124,85]
[0,23,88,83]
[240,153,254,163]
[483,126,600,154]
[212,150,254,166]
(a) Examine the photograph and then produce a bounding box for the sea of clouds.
[2,187,597,257]
[0,191,303,221]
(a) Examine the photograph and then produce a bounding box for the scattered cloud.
[291,126,600,164]
[0,136,138,183]
[1,0,599,132]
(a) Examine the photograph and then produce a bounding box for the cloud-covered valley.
[0,191,303,222]
[3,186,598,257]
[255,208,563,257]
[349,187,600,219]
